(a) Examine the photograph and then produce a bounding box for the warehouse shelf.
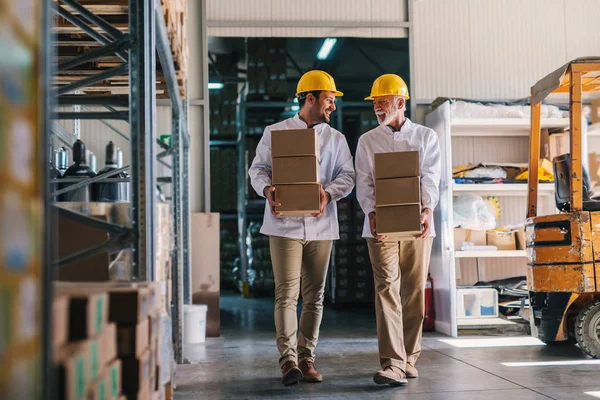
[455,250,527,258]
[457,317,520,327]
[450,118,570,136]
[47,0,190,368]
[453,183,555,195]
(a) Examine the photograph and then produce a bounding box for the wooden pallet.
[55,0,187,98]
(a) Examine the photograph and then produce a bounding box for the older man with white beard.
[354,74,441,386]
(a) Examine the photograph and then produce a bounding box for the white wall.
[412,0,600,103]
[206,0,408,38]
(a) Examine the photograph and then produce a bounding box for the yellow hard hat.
[364,74,410,100]
[296,70,343,97]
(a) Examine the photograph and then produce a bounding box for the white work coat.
[248,114,355,240]
[355,118,441,238]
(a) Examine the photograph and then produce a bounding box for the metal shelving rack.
[46,0,190,368]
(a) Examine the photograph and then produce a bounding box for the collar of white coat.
[383,117,413,134]
[292,113,327,132]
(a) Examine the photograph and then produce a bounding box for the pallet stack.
[247,38,288,100]
[160,0,188,89]
[209,82,238,138]
[332,198,374,305]
[54,282,175,400]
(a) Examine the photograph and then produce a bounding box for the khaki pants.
[367,237,433,371]
[269,236,333,367]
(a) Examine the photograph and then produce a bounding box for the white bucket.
[183,304,208,344]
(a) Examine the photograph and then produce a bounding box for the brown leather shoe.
[281,361,303,386]
[299,360,323,383]
[406,363,418,378]
[373,366,408,386]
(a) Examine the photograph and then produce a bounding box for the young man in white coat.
[248,70,355,386]
[355,74,441,386]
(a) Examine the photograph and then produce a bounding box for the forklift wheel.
[575,299,600,358]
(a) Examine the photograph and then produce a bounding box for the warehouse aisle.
[175,294,600,400]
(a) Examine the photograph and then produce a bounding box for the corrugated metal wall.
[412,0,600,102]
[206,0,408,38]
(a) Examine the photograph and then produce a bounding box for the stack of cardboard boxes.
[454,227,526,251]
[53,282,175,400]
[209,84,238,138]
[374,151,422,236]
[210,147,238,212]
[271,129,321,216]
[247,38,288,99]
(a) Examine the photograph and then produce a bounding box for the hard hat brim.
[364,94,410,101]
[296,90,344,97]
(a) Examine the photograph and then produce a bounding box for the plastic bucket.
[183,304,208,344]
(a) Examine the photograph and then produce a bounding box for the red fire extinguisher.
[423,273,435,331]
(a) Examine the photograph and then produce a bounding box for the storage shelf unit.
[47,0,190,368]
[425,100,561,338]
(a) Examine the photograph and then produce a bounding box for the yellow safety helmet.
[296,70,343,97]
[364,74,410,100]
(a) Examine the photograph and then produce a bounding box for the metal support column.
[171,107,183,364]
[182,102,192,305]
[237,91,250,298]
[129,0,156,280]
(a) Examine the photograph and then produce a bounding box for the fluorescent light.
[503,360,600,367]
[317,38,337,60]
[208,82,224,90]
[291,105,299,111]
[437,337,544,348]
[585,392,600,398]
[293,98,298,103]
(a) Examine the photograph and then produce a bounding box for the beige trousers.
[367,237,433,371]
[269,236,333,367]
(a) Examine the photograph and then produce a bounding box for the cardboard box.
[515,228,527,250]
[272,156,319,184]
[107,358,122,400]
[57,342,90,400]
[273,184,321,216]
[486,230,516,250]
[375,177,420,206]
[87,369,109,400]
[150,341,158,394]
[454,228,487,249]
[61,291,108,341]
[89,337,101,381]
[457,287,498,319]
[191,213,221,337]
[117,318,149,357]
[109,288,150,324]
[549,132,569,160]
[136,282,161,315]
[53,296,69,349]
[148,313,159,344]
[121,349,151,395]
[591,98,600,124]
[376,204,422,235]
[589,153,600,187]
[374,151,420,179]
[101,323,117,366]
[271,129,319,158]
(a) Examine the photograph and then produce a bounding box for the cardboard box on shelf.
[272,156,319,184]
[88,337,102,381]
[117,318,149,358]
[454,228,487,249]
[375,177,420,206]
[549,132,569,160]
[374,151,420,179]
[148,313,159,344]
[191,213,220,337]
[591,98,600,124]
[150,341,158,394]
[136,282,161,315]
[53,296,69,349]
[515,228,527,250]
[107,358,122,400]
[274,184,321,216]
[376,204,422,236]
[101,323,117,367]
[56,342,90,400]
[87,369,109,400]
[121,349,151,396]
[56,290,108,341]
[271,129,319,158]
[109,287,150,324]
[487,230,517,250]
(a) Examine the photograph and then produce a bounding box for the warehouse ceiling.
[208,37,410,102]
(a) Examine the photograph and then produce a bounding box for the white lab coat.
[248,114,355,240]
[355,118,441,238]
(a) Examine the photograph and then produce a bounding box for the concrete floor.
[176,293,600,400]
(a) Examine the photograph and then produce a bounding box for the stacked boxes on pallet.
[271,129,321,216]
[333,198,374,304]
[374,151,422,237]
[53,281,175,400]
[247,38,288,99]
[209,82,238,139]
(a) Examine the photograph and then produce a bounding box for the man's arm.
[420,131,442,212]
[322,136,355,202]
[355,138,376,216]
[248,126,273,198]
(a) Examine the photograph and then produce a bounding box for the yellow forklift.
[527,58,600,356]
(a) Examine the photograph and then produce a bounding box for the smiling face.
[308,91,337,124]
[373,95,404,126]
